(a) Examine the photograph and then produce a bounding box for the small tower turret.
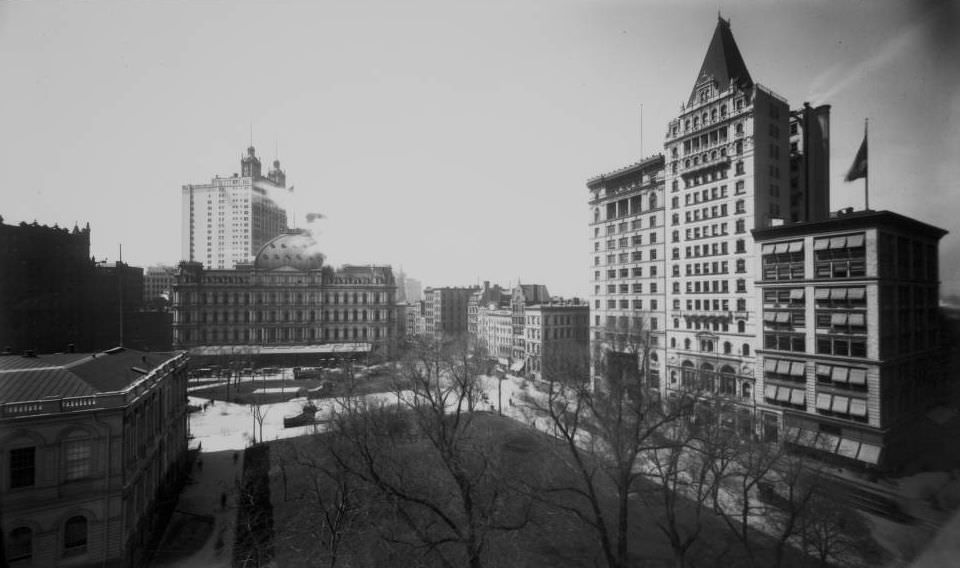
[241,146,262,178]
[268,158,286,187]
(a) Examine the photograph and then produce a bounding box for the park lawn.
[266,413,818,568]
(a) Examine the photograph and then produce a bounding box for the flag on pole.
[845,131,867,182]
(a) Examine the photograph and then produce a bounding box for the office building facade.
[423,287,478,341]
[754,211,948,468]
[181,146,288,269]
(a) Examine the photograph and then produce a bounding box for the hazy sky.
[1,0,958,298]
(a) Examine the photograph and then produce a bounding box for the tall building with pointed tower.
[181,146,289,269]
[588,16,831,410]
[660,15,792,408]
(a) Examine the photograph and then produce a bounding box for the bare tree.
[708,429,788,567]
[529,319,693,568]
[251,394,269,444]
[274,438,370,568]
[637,397,741,568]
[326,335,530,568]
[800,491,876,568]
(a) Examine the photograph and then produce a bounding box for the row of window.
[598,231,660,250]
[678,239,747,259]
[682,279,747,294]
[178,326,390,344]
[600,194,660,221]
[7,516,88,563]
[180,291,390,306]
[180,309,391,324]
[762,287,867,307]
[670,336,750,356]
[763,384,806,409]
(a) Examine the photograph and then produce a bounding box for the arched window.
[723,341,732,354]
[684,338,691,350]
[64,516,87,556]
[737,320,745,333]
[719,365,736,395]
[9,527,32,562]
[742,382,752,400]
[742,343,750,356]
[681,361,696,388]
[700,362,715,391]
[670,337,677,348]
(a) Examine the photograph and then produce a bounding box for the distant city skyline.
[1,0,957,299]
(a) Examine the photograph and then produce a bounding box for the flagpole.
[864,118,869,211]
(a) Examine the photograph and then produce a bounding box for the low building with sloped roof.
[0,347,189,567]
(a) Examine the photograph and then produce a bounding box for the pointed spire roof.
[688,16,753,106]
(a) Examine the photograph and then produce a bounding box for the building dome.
[254,230,325,271]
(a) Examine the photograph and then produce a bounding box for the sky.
[1,0,958,299]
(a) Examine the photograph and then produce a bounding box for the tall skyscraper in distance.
[181,145,288,269]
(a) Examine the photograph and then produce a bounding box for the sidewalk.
[150,445,245,567]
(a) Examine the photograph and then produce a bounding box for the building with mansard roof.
[171,229,399,358]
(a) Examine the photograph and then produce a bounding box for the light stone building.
[181,146,288,269]
[0,348,189,567]
[586,16,948,472]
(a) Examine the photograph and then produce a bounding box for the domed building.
[171,229,399,361]
[254,230,325,272]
